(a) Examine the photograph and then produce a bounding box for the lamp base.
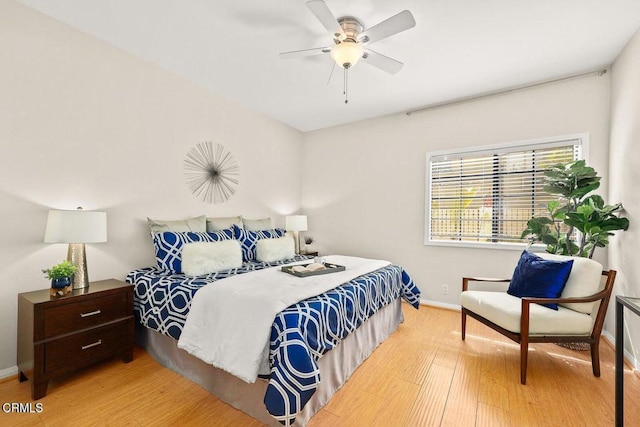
[67,243,89,289]
[292,231,301,255]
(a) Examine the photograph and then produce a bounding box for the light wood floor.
[2,304,640,426]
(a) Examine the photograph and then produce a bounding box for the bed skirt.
[136,298,404,426]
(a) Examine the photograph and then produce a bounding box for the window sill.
[423,240,546,251]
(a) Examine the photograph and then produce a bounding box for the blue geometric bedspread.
[126,257,421,426]
[126,255,316,340]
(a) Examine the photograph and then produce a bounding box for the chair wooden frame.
[461,270,617,385]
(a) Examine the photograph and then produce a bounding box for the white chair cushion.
[537,253,603,313]
[461,290,594,335]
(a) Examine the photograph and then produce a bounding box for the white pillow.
[243,217,272,231]
[206,216,243,232]
[148,215,206,232]
[181,240,242,276]
[256,236,295,263]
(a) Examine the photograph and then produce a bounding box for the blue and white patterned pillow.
[232,225,286,262]
[152,228,234,273]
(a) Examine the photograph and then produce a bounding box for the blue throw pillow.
[233,225,286,262]
[152,228,234,273]
[507,251,574,310]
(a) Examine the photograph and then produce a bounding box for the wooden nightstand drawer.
[18,279,134,399]
[43,292,127,338]
[44,320,130,373]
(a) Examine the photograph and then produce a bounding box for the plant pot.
[51,277,71,289]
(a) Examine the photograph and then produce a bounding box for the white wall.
[609,28,640,364]
[0,1,303,372]
[2,0,634,378]
[302,74,612,309]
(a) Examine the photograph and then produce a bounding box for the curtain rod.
[405,68,608,116]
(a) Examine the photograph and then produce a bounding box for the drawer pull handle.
[81,340,102,350]
[80,309,101,318]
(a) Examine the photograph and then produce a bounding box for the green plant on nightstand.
[43,260,77,289]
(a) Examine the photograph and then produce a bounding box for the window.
[425,134,585,248]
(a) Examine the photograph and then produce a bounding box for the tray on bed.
[281,262,345,277]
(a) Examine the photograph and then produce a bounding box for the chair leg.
[461,309,467,341]
[591,340,601,377]
[520,339,529,385]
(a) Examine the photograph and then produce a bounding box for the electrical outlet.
[442,284,449,294]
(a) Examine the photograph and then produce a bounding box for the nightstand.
[17,279,134,399]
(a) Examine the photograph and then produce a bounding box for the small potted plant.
[303,236,317,254]
[43,260,77,290]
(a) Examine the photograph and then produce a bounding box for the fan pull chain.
[343,68,349,104]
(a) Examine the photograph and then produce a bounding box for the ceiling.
[18,0,640,132]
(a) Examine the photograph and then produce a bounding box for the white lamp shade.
[44,210,107,243]
[285,215,308,232]
[331,41,364,68]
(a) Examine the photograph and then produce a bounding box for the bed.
[126,223,421,426]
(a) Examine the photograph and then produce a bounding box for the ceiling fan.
[280,0,416,103]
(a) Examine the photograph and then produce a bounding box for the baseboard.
[601,330,614,349]
[0,365,18,382]
[420,298,461,311]
[602,329,639,370]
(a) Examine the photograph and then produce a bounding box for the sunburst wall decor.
[184,141,239,204]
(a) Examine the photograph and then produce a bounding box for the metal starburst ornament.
[184,141,239,204]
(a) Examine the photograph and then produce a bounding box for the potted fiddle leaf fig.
[43,260,77,289]
[521,160,629,258]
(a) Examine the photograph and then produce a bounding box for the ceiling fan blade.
[357,10,416,44]
[279,46,331,59]
[362,49,404,74]
[306,0,346,40]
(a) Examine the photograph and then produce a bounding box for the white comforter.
[177,255,390,383]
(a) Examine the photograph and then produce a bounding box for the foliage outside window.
[425,135,583,247]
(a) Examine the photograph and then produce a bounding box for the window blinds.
[427,138,581,244]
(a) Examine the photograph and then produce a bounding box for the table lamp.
[285,215,308,255]
[44,207,107,289]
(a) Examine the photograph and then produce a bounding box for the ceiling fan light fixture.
[330,41,364,69]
